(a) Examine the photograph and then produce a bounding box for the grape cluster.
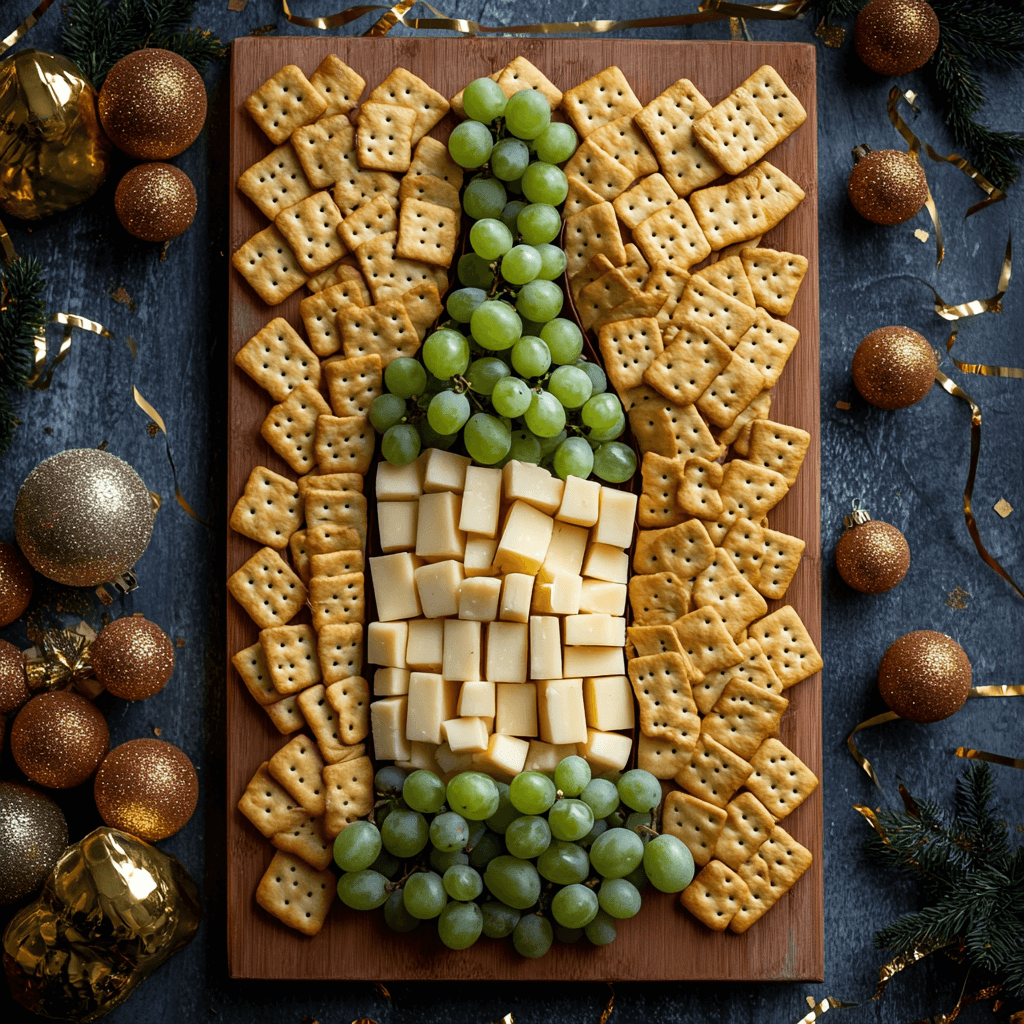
[333,758,695,956]
[369,79,637,484]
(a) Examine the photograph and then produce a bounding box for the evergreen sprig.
[869,763,1024,997]
[0,257,47,455]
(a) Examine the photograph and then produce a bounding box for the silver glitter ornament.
[14,449,155,589]
[0,781,69,904]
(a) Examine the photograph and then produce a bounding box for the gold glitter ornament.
[878,630,972,723]
[0,781,68,905]
[92,615,174,701]
[14,448,156,589]
[848,148,928,225]
[114,162,196,242]
[836,507,910,593]
[855,0,940,77]
[93,739,198,841]
[0,542,33,626]
[0,637,29,713]
[852,326,937,409]
[98,49,207,160]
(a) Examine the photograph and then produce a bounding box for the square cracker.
[587,114,660,180]
[325,675,370,745]
[230,466,302,550]
[676,457,724,521]
[759,824,814,890]
[633,199,711,272]
[306,524,362,555]
[340,300,420,364]
[235,317,320,402]
[742,64,808,143]
[638,733,695,779]
[564,202,627,281]
[643,263,692,321]
[748,605,823,689]
[238,762,308,837]
[598,316,663,393]
[728,636,785,696]
[402,281,444,341]
[747,419,810,488]
[354,232,447,304]
[232,642,277,706]
[368,68,450,146]
[299,276,371,358]
[633,517,715,579]
[642,323,733,408]
[333,166,400,219]
[256,851,334,936]
[692,255,756,309]
[265,695,305,734]
[298,471,363,502]
[564,139,636,204]
[680,858,750,931]
[671,605,743,675]
[292,114,356,190]
[732,307,801,390]
[310,54,365,117]
[305,490,368,541]
[237,145,314,219]
[689,167,768,252]
[564,178,606,220]
[357,102,417,172]
[577,269,640,333]
[709,460,790,544]
[261,624,321,696]
[677,277,758,349]
[756,161,806,227]
[324,353,382,418]
[741,247,808,316]
[399,173,461,214]
[408,136,464,191]
[310,548,364,578]
[639,454,687,529]
[747,737,819,821]
[692,86,778,176]
[289,529,311,586]
[759,528,806,601]
[323,755,374,836]
[245,65,327,145]
[613,173,679,231]
[260,382,331,475]
[396,197,458,268]
[228,547,306,629]
[713,792,776,870]
[318,622,364,684]
[720,519,766,588]
[627,652,701,750]
[662,790,728,867]
[676,732,753,809]
[496,56,563,109]
[718,389,771,451]
[628,570,690,625]
[269,734,326,816]
[297,683,350,764]
[628,394,721,463]
[231,226,308,306]
[309,572,365,632]
[696,351,768,430]
[272,814,334,871]
[693,649,746,717]
[275,191,347,275]
[702,676,788,760]
[569,253,616,301]
[561,65,642,138]
[338,193,397,253]
[627,624,683,659]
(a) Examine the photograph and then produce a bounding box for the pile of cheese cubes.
[368,448,639,781]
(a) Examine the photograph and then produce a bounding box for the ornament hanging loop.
[845,508,873,528]
[851,143,872,164]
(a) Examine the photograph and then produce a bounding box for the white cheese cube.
[367,621,408,667]
[371,695,410,760]
[579,580,627,615]
[496,683,538,737]
[423,449,471,493]
[531,573,583,616]
[458,577,502,621]
[442,619,482,681]
[406,619,444,672]
[485,621,529,683]
[416,491,466,561]
[583,675,635,731]
[564,614,626,647]
[529,616,563,680]
[562,645,625,678]
[523,739,578,773]
[582,542,630,584]
[414,559,464,618]
[556,475,601,527]
[578,728,632,773]
[377,500,418,552]
[406,672,460,744]
[499,573,535,622]
[471,733,529,780]
[538,520,588,583]
[394,740,443,774]
[494,500,554,576]
[502,460,565,514]
[537,677,588,745]
[458,680,495,717]
[376,459,423,501]
[435,740,475,775]
[591,487,638,549]
[374,666,410,696]
[369,553,422,620]
[458,465,503,537]
[464,535,498,577]
[442,716,490,753]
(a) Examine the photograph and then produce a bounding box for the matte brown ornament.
[852,326,937,409]
[0,638,29,713]
[0,542,33,626]
[848,149,928,225]
[94,739,198,841]
[114,163,197,242]
[0,781,68,905]
[878,630,972,723]
[855,0,940,77]
[11,690,109,788]
[92,615,175,701]
[836,509,910,593]
[98,49,207,160]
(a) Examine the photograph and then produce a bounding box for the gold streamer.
[954,747,1024,770]
[846,711,900,791]
[945,326,1024,380]
[872,940,954,1001]
[27,312,117,390]
[0,0,58,56]
[911,983,1002,1024]
[969,682,1024,697]
[600,984,615,1024]
[929,235,1012,323]
[794,996,857,1024]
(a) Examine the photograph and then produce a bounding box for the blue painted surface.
[0,1,1021,1021]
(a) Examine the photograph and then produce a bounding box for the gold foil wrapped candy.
[3,827,200,1022]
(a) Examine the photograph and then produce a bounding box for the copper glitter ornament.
[11,690,109,789]
[94,739,198,841]
[0,638,29,713]
[92,615,175,701]
[0,781,68,905]
[0,542,32,626]
[855,0,940,77]
[878,630,972,723]
[114,163,196,242]
[848,148,928,225]
[835,507,910,593]
[852,326,937,409]
[98,49,207,160]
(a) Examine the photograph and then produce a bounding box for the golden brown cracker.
[229,466,302,550]
[245,65,326,144]
[228,547,306,629]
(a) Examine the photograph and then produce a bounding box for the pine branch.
[0,257,46,390]
[0,389,18,457]
[808,0,865,20]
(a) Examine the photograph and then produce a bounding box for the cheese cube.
[592,487,638,549]
[371,695,410,760]
[471,733,529,780]
[369,553,422,620]
[523,739,579,773]
[423,449,471,493]
[529,616,563,680]
[442,716,490,753]
[583,675,634,731]
[532,573,582,615]
[537,677,588,745]
[458,466,502,537]
[494,500,554,576]
[464,535,498,577]
[502,461,565,515]
[376,459,423,501]
[434,741,473,775]
[459,577,502,621]
[406,618,444,671]
[377,501,418,552]
[562,645,625,678]
[539,521,588,583]
[374,666,411,695]
[578,728,632,773]
[499,573,535,622]
[496,683,538,737]
[485,621,529,683]
[416,491,466,561]
[582,542,629,584]
[458,680,495,717]
[414,559,464,618]
[406,672,460,744]
[579,580,627,615]
[564,614,626,647]
[557,475,601,527]
[395,740,443,773]
[367,621,408,667]
[442,619,481,681]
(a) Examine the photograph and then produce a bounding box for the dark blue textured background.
[1,2,1022,1022]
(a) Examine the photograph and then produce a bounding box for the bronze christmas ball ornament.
[114,163,197,242]
[835,508,910,593]
[92,615,175,701]
[14,448,156,588]
[878,630,972,723]
[0,781,69,905]
[98,49,207,160]
[0,638,29,713]
[11,690,109,788]
[94,739,198,841]
[855,0,940,77]
[0,542,33,626]
[852,326,937,409]
[848,149,929,225]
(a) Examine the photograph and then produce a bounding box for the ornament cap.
[844,508,873,528]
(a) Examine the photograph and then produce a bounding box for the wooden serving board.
[228,36,821,982]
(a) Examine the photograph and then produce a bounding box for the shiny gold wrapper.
[3,827,200,1023]
[24,627,92,693]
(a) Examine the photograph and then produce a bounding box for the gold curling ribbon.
[945,325,1024,380]
[968,682,1024,697]
[27,313,117,390]
[0,0,58,55]
[600,983,615,1024]
[24,627,92,692]
[794,996,857,1024]
[929,235,1012,323]
[912,983,1003,1024]
[872,939,955,1001]
[954,747,1024,770]
[846,711,900,791]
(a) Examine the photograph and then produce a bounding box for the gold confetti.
[914,228,930,243]
[250,23,276,35]
[107,284,136,311]
[836,400,851,410]
[228,0,248,9]
[994,498,1013,518]
[945,586,970,610]
[814,18,845,47]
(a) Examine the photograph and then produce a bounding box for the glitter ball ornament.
[92,615,175,701]
[855,0,940,77]
[852,326,937,409]
[848,149,928,225]
[0,542,32,626]
[94,739,198,841]
[114,163,197,242]
[835,508,910,593]
[0,781,68,904]
[98,49,207,160]
[0,638,29,713]
[14,449,155,588]
[878,630,972,723]
[11,691,109,789]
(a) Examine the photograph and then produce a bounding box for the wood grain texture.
[228,36,820,982]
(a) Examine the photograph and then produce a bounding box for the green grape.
[587,413,625,443]
[469,831,504,870]
[511,336,552,378]
[517,203,561,245]
[548,798,594,842]
[504,815,552,859]
[501,244,542,286]
[430,848,469,873]
[624,861,649,893]
[490,137,530,181]
[458,252,496,290]
[537,839,591,884]
[589,827,644,879]
[548,365,592,409]
[551,883,599,929]
[513,914,553,958]
[553,437,595,481]
[463,76,507,123]
[537,427,567,457]
[643,834,695,893]
[555,925,584,944]
[581,778,619,819]
[625,810,655,839]
[438,900,484,950]
[374,765,406,794]
[484,855,542,910]
[402,769,447,814]
[383,888,420,932]
[470,217,514,260]
[333,820,382,872]
[500,199,529,234]
[403,870,448,919]
[584,909,617,946]
[593,441,636,483]
[534,121,578,164]
[554,755,591,797]
[418,420,458,452]
[598,878,642,919]
[541,319,584,364]
[465,356,510,396]
[384,357,428,398]
[504,88,551,140]
[369,393,406,433]
[505,175,524,196]
[515,279,563,322]
[518,316,545,338]
[427,390,471,434]
[337,869,389,910]
[380,808,428,858]
[423,328,470,378]
[508,429,542,464]
[604,808,626,830]
[443,863,484,901]
[430,810,470,853]
[534,242,567,281]
[447,286,488,323]
[485,781,518,834]
[508,771,556,814]
[464,175,508,220]
[381,423,420,466]
[617,769,662,812]
[470,300,522,351]
[463,412,512,464]
[448,120,494,168]
[579,817,608,849]
[576,359,608,396]
[371,847,402,879]
[581,391,623,431]
[491,376,532,418]
[521,161,568,205]
[447,771,501,820]
[523,390,566,438]
[481,901,521,938]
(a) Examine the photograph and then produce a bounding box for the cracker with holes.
[577,269,640,333]
[693,651,744,717]
[756,161,806,226]
[728,637,785,696]
[354,231,447,304]
[632,517,715,579]
[318,622,363,684]
[638,454,687,529]
[562,65,641,137]
[231,225,309,306]
[569,253,616,300]
[309,54,365,117]
[702,676,788,759]
[587,114,659,179]
[233,643,278,706]
[675,457,724,521]
[741,247,808,316]
[742,64,808,144]
[759,528,806,601]
[325,676,370,745]
[298,472,364,502]
[309,572,365,631]
[228,547,306,629]
[628,570,690,625]
[613,173,679,230]
[338,193,398,252]
[628,396,720,465]
[402,281,444,340]
[718,389,772,451]
[260,624,321,696]
[269,735,326,816]
[235,317,320,402]
[618,243,650,288]
[299,277,370,358]
[291,114,356,190]
[310,549,364,580]
[368,68,449,146]
[564,178,605,219]
[671,605,743,675]
[760,824,814,891]
[592,292,664,334]
[256,850,335,936]
[305,491,368,544]
[663,790,728,867]
[340,300,421,364]
[245,65,326,145]
[238,762,308,837]
[323,353,382,418]
[265,695,304,734]
[312,412,375,475]
[646,264,693,326]
[730,853,783,934]
[732,307,801,390]
[692,255,756,309]
[333,165,400,218]
[275,191,347,275]
[260,382,331,474]
[290,530,311,585]
[564,201,627,280]
[564,139,636,203]
[692,86,778,176]
[633,199,711,271]
[638,732,696,779]
[272,813,333,871]
[709,461,790,545]
[296,683,349,764]
[396,197,458,267]
[357,102,417,172]
[399,174,461,213]
[627,623,684,659]
[746,737,819,820]
[627,652,701,749]
[238,145,314,219]
[697,351,767,431]
[642,323,733,408]
[713,792,776,870]
[675,278,757,349]
[676,732,753,809]
[306,524,362,555]
[681,859,750,931]
[597,316,663,393]
[496,56,563,109]
[323,755,373,835]
[408,136,465,191]
[746,420,810,487]
[720,518,765,588]
[748,605,823,689]
[230,467,301,550]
